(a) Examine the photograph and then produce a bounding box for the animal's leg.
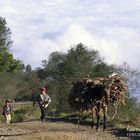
[91,111,94,129]
[78,109,82,129]
[78,115,80,129]
[103,106,107,131]
[96,103,101,131]
[105,88,110,105]
[96,112,100,131]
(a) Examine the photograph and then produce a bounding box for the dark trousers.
[40,106,46,121]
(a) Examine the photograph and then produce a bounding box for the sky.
[0,0,140,70]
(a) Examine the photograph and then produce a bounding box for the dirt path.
[0,119,132,140]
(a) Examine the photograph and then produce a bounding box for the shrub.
[108,97,140,127]
[11,105,40,122]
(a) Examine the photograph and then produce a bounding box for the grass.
[50,110,140,130]
[0,105,41,123]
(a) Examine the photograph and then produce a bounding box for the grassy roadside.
[53,111,140,129]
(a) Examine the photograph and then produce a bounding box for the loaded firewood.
[69,73,128,109]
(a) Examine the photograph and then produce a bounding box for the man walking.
[33,87,51,122]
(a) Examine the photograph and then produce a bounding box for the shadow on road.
[45,116,133,139]
[5,116,138,140]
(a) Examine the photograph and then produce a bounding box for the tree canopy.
[36,43,115,112]
[0,17,21,73]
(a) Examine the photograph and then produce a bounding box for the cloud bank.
[0,0,140,69]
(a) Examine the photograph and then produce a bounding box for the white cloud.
[12,23,140,69]
[57,24,140,70]
[0,0,140,69]
[0,6,18,14]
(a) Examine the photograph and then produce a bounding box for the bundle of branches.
[68,77,108,111]
[68,79,89,110]
[85,73,128,104]
[106,74,128,104]
[68,73,128,110]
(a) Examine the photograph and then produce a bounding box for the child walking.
[2,100,12,124]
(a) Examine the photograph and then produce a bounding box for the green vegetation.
[11,105,40,122]
[0,17,140,127]
[111,97,140,127]
[0,17,21,73]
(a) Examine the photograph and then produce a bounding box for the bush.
[0,114,5,123]
[117,98,140,121]
[107,97,140,127]
[11,105,40,122]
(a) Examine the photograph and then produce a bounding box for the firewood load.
[68,79,90,110]
[68,73,128,109]
[105,73,128,104]
[84,73,128,105]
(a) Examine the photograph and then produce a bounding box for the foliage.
[0,17,21,73]
[38,43,114,113]
[0,71,37,101]
[116,62,140,97]
[92,62,115,77]
[25,64,32,73]
[0,17,12,50]
[115,97,140,122]
[11,105,40,122]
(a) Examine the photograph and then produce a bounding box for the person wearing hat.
[33,87,51,122]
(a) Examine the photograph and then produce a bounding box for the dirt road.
[0,119,133,140]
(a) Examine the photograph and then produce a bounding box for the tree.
[63,43,98,79]
[39,43,114,113]
[0,17,21,73]
[116,62,140,99]
[92,62,115,77]
[0,17,12,49]
[25,64,32,73]
[0,17,29,102]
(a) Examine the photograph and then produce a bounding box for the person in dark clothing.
[33,87,51,122]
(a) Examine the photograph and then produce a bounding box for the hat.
[41,87,46,91]
[5,99,10,103]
